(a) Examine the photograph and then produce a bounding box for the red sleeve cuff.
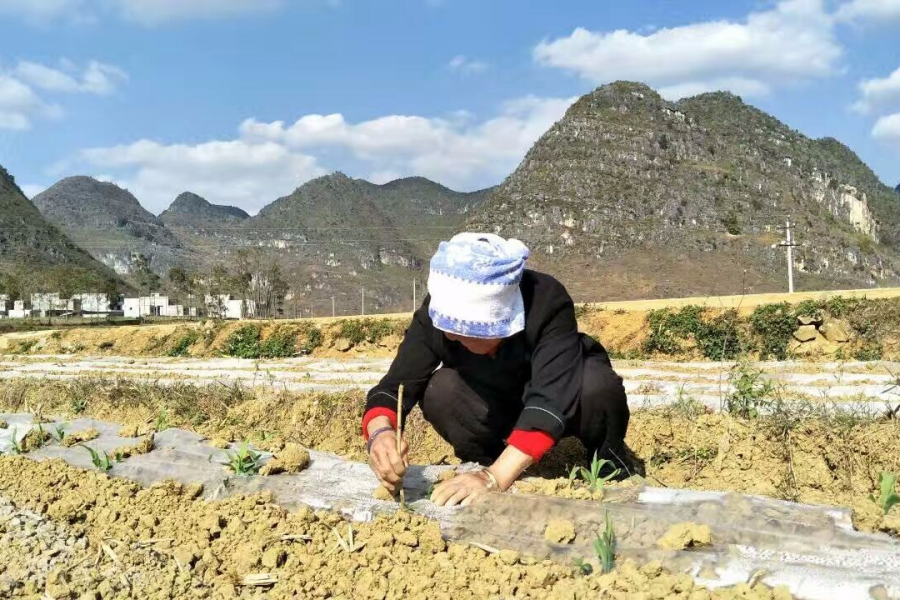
[507,429,556,462]
[362,407,397,440]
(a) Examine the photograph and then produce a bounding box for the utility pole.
[777,219,799,294]
[413,278,417,311]
[361,288,365,316]
[331,296,335,318]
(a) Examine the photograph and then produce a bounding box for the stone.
[335,338,352,352]
[792,325,818,342]
[797,311,824,326]
[820,320,851,343]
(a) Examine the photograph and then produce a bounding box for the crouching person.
[363,233,630,506]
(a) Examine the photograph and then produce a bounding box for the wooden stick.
[397,384,405,508]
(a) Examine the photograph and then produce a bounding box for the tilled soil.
[2,378,898,534]
[0,457,794,600]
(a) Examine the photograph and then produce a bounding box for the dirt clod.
[60,428,100,447]
[111,433,154,459]
[259,443,310,476]
[372,486,396,502]
[544,519,576,544]
[657,522,712,550]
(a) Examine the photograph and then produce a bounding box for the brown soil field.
[2,379,898,536]
[0,457,797,600]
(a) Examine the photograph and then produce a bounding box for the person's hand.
[430,472,493,507]
[367,430,409,494]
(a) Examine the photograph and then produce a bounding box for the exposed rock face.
[32,177,185,276]
[0,165,121,293]
[468,82,900,301]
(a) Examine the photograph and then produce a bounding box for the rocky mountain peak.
[162,192,249,220]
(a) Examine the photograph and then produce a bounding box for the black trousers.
[420,354,630,468]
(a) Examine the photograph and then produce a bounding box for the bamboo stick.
[397,384,405,508]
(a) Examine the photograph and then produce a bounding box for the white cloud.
[447,55,488,74]
[872,113,900,148]
[240,95,574,190]
[0,72,63,130]
[0,58,125,130]
[75,95,574,213]
[15,60,127,95]
[836,0,900,23]
[0,0,87,25]
[110,0,284,26]
[533,0,842,99]
[852,65,900,115]
[79,139,326,214]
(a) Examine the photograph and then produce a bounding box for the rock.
[657,522,712,550]
[376,334,402,349]
[543,519,576,544]
[0,420,7,429]
[208,438,230,449]
[797,311,824,326]
[820,320,851,343]
[173,546,198,570]
[792,325,818,342]
[335,338,352,352]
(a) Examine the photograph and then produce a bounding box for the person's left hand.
[430,472,493,507]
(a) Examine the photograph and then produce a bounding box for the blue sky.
[1,0,899,214]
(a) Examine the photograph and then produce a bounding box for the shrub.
[749,303,796,360]
[224,325,262,359]
[726,362,775,418]
[167,330,200,357]
[338,319,401,346]
[259,328,297,358]
[644,306,744,360]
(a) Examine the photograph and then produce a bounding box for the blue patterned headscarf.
[427,233,530,339]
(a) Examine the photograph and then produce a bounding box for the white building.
[9,300,34,319]
[205,295,256,320]
[31,293,80,316]
[124,293,184,318]
[72,293,115,317]
[0,295,11,318]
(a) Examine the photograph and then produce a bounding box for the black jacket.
[365,270,604,440]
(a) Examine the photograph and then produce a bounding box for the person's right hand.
[368,430,409,494]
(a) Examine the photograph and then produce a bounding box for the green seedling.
[593,511,616,575]
[871,472,900,515]
[69,396,87,415]
[155,407,169,432]
[10,428,23,455]
[574,556,593,576]
[222,441,262,476]
[568,451,621,491]
[81,445,113,471]
[53,424,67,442]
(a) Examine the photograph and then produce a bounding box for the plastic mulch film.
[442,490,900,600]
[3,413,900,599]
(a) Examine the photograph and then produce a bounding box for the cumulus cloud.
[78,139,325,214]
[75,95,573,213]
[852,65,900,115]
[447,55,488,74]
[533,0,842,100]
[872,113,900,148]
[0,72,63,130]
[0,58,125,130]
[836,0,900,23]
[240,95,574,190]
[15,60,127,95]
